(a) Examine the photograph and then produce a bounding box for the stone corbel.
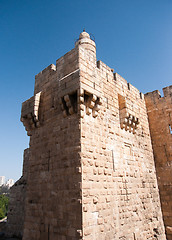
[59,91,77,117]
[21,92,41,136]
[60,89,102,118]
[78,89,102,118]
[120,109,139,134]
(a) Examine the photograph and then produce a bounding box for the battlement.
[144,90,161,105]
[35,63,56,79]
[32,33,146,128]
[33,32,145,106]
[145,89,161,98]
[97,60,114,73]
[34,64,56,94]
[145,86,172,112]
[145,85,172,100]
[163,85,172,97]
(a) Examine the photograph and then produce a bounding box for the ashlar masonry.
[6,31,172,240]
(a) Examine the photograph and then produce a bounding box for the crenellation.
[163,85,172,97]
[34,64,56,94]
[56,48,79,80]
[96,60,114,74]
[114,72,128,85]
[35,63,56,79]
[145,90,162,104]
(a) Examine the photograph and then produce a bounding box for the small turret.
[75,30,96,54]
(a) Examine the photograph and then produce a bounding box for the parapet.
[34,64,56,94]
[35,63,56,79]
[144,85,172,116]
[163,85,172,97]
[145,90,161,100]
[145,85,172,105]
[21,92,41,136]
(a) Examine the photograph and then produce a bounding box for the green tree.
[0,194,9,219]
[0,208,4,219]
[0,185,9,195]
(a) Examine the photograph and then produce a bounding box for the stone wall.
[21,47,82,240]
[7,31,167,239]
[145,87,172,240]
[6,148,29,238]
[78,34,166,239]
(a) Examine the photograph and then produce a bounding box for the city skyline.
[0,176,14,188]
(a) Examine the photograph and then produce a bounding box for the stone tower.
[145,88,172,240]
[7,31,167,240]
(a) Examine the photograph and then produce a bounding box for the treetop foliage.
[0,194,9,220]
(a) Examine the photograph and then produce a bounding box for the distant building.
[6,179,14,189]
[0,177,14,189]
[0,176,5,186]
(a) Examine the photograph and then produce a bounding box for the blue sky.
[0,0,171,181]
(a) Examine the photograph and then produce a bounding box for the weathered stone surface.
[145,88,172,240]
[6,31,168,239]
[6,149,29,238]
[78,34,166,240]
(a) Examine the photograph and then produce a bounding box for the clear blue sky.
[0,0,171,182]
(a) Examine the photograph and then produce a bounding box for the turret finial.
[75,30,96,54]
